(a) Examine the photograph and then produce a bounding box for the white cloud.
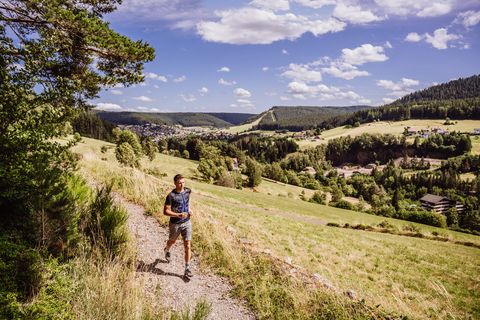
[293,0,336,9]
[250,0,289,11]
[198,87,209,95]
[384,41,393,49]
[180,94,196,102]
[173,75,187,83]
[262,66,269,71]
[321,62,370,80]
[196,8,346,45]
[280,96,290,101]
[234,88,252,98]
[425,28,460,49]
[218,78,237,86]
[282,49,289,55]
[405,32,422,42]
[341,43,389,65]
[134,95,153,102]
[286,81,368,103]
[455,10,480,28]
[358,98,372,104]
[333,3,384,24]
[382,97,395,104]
[373,0,454,17]
[145,72,168,82]
[110,89,123,95]
[377,78,419,97]
[281,63,322,83]
[96,103,123,111]
[217,66,230,72]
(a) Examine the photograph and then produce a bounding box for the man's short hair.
[173,174,184,183]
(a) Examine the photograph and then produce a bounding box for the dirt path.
[114,194,255,319]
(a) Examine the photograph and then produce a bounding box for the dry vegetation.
[73,137,480,319]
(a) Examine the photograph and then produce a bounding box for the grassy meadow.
[73,137,480,319]
[297,119,480,149]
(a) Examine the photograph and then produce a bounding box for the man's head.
[174,174,185,191]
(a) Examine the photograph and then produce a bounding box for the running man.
[163,174,193,278]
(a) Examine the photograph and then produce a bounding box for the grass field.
[297,119,480,149]
[73,137,480,319]
[223,112,266,134]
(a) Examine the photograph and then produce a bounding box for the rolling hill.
[95,111,257,128]
[253,105,371,131]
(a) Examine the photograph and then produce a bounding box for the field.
[297,119,480,149]
[73,137,480,319]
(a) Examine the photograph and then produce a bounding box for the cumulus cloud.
[173,75,187,83]
[111,0,209,30]
[198,87,209,95]
[196,8,346,45]
[405,32,422,42]
[96,103,123,111]
[180,94,196,102]
[293,0,336,9]
[377,78,419,98]
[321,62,370,80]
[341,43,389,65]
[404,28,461,49]
[281,63,322,83]
[110,89,123,95]
[234,88,252,98]
[218,78,237,86]
[145,72,168,82]
[282,49,289,55]
[373,0,454,17]
[217,66,230,72]
[134,96,153,102]
[425,28,460,49]
[286,81,368,103]
[262,66,269,71]
[333,3,384,24]
[250,0,289,11]
[455,10,480,28]
[382,97,395,104]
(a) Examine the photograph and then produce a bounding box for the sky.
[94,0,480,114]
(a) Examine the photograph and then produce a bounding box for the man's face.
[175,178,185,190]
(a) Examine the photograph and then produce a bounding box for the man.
[163,174,193,278]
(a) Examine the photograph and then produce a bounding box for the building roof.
[420,194,450,204]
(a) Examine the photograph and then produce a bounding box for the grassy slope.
[297,119,480,149]
[73,137,480,319]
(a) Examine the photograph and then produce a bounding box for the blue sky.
[94,0,480,114]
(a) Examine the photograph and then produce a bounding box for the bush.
[399,209,447,228]
[331,200,354,210]
[215,171,236,188]
[0,237,43,302]
[115,142,139,168]
[85,185,129,257]
[309,191,326,205]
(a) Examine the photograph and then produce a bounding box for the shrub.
[85,185,129,257]
[331,200,354,210]
[310,191,326,205]
[115,142,139,168]
[0,237,43,302]
[215,171,236,188]
[100,145,108,153]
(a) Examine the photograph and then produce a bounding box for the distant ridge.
[95,111,257,128]
[390,74,480,105]
[254,105,371,131]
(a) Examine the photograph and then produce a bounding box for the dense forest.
[73,111,117,142]
[254,105,370,131]
[96,111,256,127]
[391,75,480,105]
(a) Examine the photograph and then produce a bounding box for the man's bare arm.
[164,205,188,218]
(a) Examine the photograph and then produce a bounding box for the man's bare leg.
[183,240,192,277]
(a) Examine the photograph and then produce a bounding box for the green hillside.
[254,105,370,131]
[95,111,256,128]
[73,137,480,320]
[392,74,480,105]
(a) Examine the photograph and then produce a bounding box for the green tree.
[244,157,262,188]
[115,142,138,168]
[0,0,154,241]
[142,137,158,161]
[114,129,142,167]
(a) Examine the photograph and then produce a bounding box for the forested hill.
[390,74,480,105]
[95,111,256,128]
[254,105,371,131]
[325,75,480,128]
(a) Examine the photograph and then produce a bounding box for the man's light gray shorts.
[168,220,192,241]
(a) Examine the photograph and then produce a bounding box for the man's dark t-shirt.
[165,187,191,224]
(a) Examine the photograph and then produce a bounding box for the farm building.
[420,194,464,215]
